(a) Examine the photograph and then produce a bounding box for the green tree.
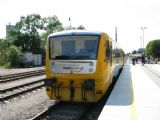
[7,14,64,54]
[0,39,10,63]
[146,40,160,58]
[146,41,152,55]
[7,14,43,53]
[40,32,48,49]
[16,14,43,33]
[16,14,42,53]
[7,45,23,67]
[43,15,63,34]
[41,15,63,49]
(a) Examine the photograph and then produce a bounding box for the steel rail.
[1,79,45,93]
[0,84,44,101]
[0,70,45,83]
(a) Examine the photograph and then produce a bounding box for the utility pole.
[69,17,72,30]
[115,27,117,42]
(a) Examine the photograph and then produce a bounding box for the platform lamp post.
[115,27,117,43]
[140,36,142,50]
[141,27,147,54]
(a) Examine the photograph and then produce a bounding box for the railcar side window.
[106,40,110,60]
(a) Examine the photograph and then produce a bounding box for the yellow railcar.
[45,30,124,102]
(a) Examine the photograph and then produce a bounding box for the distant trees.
[1,14,86,67]
[131,48,145,54]
[77,25,86,30]
[137,48,144,54]
[132,50,137,54]
[146,39,160,58]
[7,14,86,54]
[64,25,86,30]
[7,14,63,54]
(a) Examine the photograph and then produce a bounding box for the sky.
[0,0,160,53]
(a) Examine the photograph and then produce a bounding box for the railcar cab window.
[49,36,99,60]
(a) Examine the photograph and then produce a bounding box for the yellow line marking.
[130,79,137,120]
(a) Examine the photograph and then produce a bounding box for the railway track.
[30,68,122,120]
[31,101,92,120]
[0,69,45,83]
[144,65,160,78]
[0,67,123,119]
[142,65,160,88]
[0,79,45,101]
[30,85,113,120]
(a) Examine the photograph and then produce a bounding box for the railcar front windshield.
[49,35,99,60]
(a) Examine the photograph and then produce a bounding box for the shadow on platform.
[105,64,134,106]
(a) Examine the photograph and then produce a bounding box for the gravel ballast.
[0,88,55,120]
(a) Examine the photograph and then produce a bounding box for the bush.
[7,45,23,67]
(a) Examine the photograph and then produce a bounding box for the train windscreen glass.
[49,36,99,60]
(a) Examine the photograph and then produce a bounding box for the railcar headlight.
[89,68,93,72]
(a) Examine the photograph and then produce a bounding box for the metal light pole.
[141,27,147,54]
[141,27,147,48]
[115,27,117,42]
[140,36,142,49]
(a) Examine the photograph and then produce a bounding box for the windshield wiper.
[54,55,91,60]
[73,56,90,59]
[54,55,70,59]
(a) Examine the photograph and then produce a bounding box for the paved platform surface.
[98,63,160,120]
[0,66,45,75]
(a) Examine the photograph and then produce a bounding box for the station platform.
[98,63,160,120]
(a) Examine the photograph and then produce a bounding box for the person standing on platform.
[141,55,145,66]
